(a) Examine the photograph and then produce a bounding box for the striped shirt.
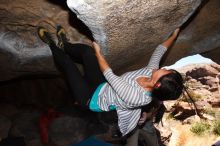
[97,45,167,136]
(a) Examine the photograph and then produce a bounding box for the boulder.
[0,0,220,81]
[67,0,202,70]
[9,111,41,142]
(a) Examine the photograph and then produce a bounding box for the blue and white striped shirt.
[97,45,167,136]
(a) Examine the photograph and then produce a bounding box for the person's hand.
[92,41,109,72]
[173,28,180,37]
[162,27,181,48]
[138,112,152,125]
[92,41,101,54]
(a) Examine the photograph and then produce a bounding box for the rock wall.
[0,0,87,81]
[67,0,202,70]
[163,0,220,66]
[157,63,220,146]
[0,0,220,81]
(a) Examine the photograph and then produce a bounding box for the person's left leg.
[64,43,106,89]
[56,26,106,90]
[49,43,92,105]
[140,120,159,146]
[38,27,92,106]
[125,129,140,146]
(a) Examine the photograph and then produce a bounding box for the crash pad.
[69,137,112,146]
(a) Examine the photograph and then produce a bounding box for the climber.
[37,25,183,137]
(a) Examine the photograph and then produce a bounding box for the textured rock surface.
[67,0,202,70]
[0,77,73,109]
[49,116,88,146]
[156,63,220,146]
[0,0,88,81]
[0,105,113,146]
[164,0,220,66]
[178,63,220,98]
[9,111,41,145]
[1,0,220,81]
[0,62,219,146]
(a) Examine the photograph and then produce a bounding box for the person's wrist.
[172,32,178,38]
[173,28,180,37]
[95,51,101,57]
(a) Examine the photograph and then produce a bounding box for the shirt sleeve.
[103,68,152,107]
[146,45,167,70]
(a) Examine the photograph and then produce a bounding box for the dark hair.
[152,69,183,101]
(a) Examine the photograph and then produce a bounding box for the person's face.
[151,69,171,85]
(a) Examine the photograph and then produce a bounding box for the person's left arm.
[146,28,180,70]
[92,42,110,72]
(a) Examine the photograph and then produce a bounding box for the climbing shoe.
[56,25,68,49]
[37,27,55,45]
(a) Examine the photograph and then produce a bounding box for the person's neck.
[142,80,154,92]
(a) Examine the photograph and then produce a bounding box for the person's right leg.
[140,120,159,146]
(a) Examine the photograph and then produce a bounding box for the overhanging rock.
[1,0,213,81]
[67,0,202,71]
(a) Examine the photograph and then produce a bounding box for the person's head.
[151,69,183,101]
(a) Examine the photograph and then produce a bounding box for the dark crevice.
[46,0,69,10]
[68,12,94,41]
[47,0,94,41]
[180,0,210,30]
[0,74,61,86]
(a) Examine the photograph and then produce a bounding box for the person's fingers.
[92,42,101,51]
[173,28,180,36]
[92,41,97,47]
[138,119,145,124]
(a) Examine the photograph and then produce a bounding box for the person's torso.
[98,67,153,111]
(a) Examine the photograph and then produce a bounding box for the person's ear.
[154,82,161,89]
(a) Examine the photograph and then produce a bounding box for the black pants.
[49,43,106,105]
